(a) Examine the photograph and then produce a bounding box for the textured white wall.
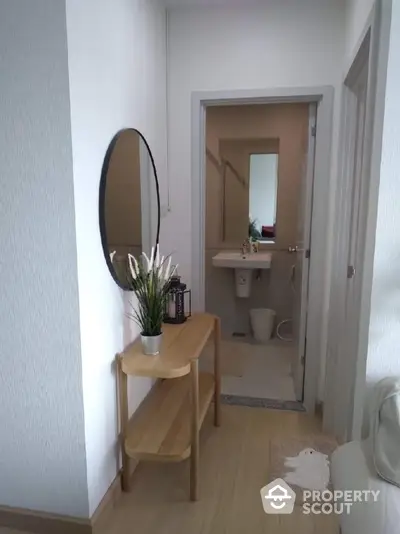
[249,154,278,229]
[66,0,167,516]
[165,0,345,401]
[0,0,88,517]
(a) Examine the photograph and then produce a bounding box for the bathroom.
[202,102,313,406]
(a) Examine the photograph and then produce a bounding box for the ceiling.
[161,0,272,7]
[161,0,341,7]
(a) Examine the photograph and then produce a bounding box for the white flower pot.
[141,333,163,356]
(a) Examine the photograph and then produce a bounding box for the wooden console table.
[117,313,221,501]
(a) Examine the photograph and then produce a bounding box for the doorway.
[191,87,334,412]
[201,102,315,404]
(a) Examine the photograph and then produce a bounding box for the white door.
[324,29,374,441]
[341,62,369,439]
[292,104,317,401]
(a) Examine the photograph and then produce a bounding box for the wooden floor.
[100,405,339,534]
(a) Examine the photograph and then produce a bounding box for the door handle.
[347,265,356,279]
[288,246,310,258]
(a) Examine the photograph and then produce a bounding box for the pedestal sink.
[212,251,272,297]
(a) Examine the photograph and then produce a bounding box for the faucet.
[241,237,251,256]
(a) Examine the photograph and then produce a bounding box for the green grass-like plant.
[126,247,176,337]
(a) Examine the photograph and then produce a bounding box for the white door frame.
[293,104,317,402]
[191,86,334,413]
[323,0,392,440]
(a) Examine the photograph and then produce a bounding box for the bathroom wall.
[205,104,309,336]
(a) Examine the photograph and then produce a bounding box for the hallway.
[99,406,338,534]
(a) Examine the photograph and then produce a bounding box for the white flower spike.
[164,256,172,281]
[149,246,155,272]
[155,244,161,269]
[127,254,138,280]
[155,255,163,280]
[142,247,154,274]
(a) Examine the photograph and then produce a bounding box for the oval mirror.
[99,128,160,290]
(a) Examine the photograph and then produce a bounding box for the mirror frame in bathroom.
[98,128,161,291]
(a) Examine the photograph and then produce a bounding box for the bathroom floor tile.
[219,338,297,401]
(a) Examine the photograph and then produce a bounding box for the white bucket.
[250,308,276,343]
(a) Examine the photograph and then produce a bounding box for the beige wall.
[205,104,309,335]
[105,130,142,255]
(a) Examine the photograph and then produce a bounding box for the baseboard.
[0,461,138,534]
[0,505,91,534]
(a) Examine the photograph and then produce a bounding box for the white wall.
[345,0,376,62]
[165,0,345,283]
[324,0,395,440]
[365,0,400,411]
[249,154,278,229]
[0,0,88,517]
[66,0,167,516]
[165,0,346,401]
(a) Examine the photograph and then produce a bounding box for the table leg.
[214,316,221,427]
[118,356,131,492]
[190,359,199,501]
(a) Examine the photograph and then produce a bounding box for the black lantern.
[164,276,191,324]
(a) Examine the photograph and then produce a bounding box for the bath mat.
[268,436,338,504]
[221,394,305,412]
[200,340,245,377]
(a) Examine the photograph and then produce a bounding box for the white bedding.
[331,441,400,534]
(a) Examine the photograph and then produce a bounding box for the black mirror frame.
[99,128,161,291]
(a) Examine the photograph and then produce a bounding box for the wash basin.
[212,251,272,298]
[212,251,272,270]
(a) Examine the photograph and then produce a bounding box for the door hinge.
[311,125,317,137]
[305,249,311,259]
[347,265,356,279]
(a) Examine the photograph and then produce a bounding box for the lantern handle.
[186,289,192,319]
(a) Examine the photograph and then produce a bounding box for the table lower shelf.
[125,372,215,462]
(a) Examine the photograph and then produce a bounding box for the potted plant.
[127,246,176,355]
[248,217,261,240]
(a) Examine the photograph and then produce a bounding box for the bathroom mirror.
[218,138,279,244]
[248,153,278,242]
[99,128,160,290]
